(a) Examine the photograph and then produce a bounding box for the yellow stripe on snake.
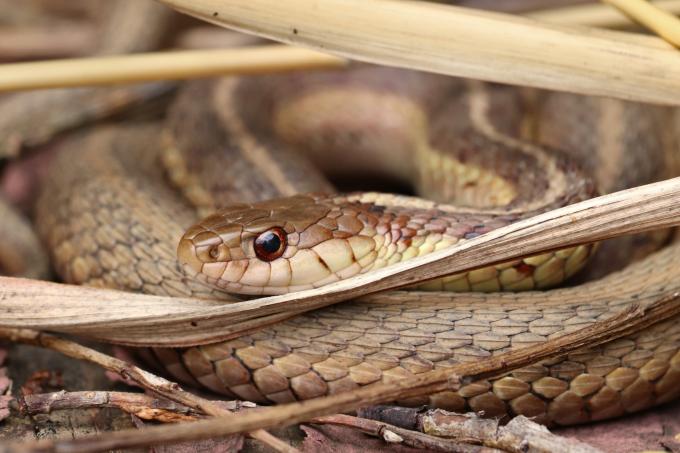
[36,66,680,426]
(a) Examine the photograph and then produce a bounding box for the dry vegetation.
[0,1,680,452]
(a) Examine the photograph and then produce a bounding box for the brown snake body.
[37,66,680,426]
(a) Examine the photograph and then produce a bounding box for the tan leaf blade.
[157,0,680,105]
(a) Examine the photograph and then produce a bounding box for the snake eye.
[254,227,287,261]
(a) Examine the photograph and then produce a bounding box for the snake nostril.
[209,246,220,259]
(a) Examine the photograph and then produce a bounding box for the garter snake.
[36,65,680,427]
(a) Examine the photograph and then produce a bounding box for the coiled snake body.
[37,66,680,426]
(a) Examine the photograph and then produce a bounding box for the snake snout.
[177,227,230,277]
[177,237,202,275]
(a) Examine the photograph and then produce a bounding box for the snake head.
[177,194,378,295]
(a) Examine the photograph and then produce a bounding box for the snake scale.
[36,64,680,427]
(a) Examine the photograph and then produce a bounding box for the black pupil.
[258,232,281,253]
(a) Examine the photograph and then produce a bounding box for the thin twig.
[356,407,602,453]
[0,45,346,92]
[21,391,202,423]
[0,328,297,453]
[4,293,678,453]
[0,329,219,415]
[420,412,601,453]
[602,0,680,47]
[311,414,499,452]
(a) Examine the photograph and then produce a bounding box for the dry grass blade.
[527,0,680,28]
[1,177,680,345]
[0,45,345,92]
[602,0,680,46]
[157,0,680,105]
